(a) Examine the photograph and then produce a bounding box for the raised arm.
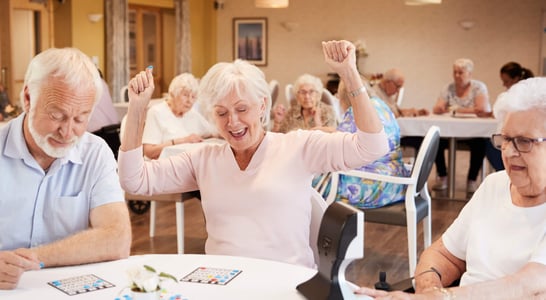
[321,40,382,133]
[120,67,155,152]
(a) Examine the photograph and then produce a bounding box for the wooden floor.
[129,150,481,288]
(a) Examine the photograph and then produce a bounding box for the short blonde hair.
[453,58,474,73]
[198,59,272,127]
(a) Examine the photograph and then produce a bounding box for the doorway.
[0,0,53,105]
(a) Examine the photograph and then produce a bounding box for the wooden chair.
[323,125,440,277]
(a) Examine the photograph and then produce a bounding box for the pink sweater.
[119,129,388,268]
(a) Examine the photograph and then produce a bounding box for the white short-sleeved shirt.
[442,171,546,285]
[0,114,124,250]
[142,101,214,145]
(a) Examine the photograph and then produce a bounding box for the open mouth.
[230,128,247,138]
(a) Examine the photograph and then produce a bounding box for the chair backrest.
[310,188,328,266]
[120,85,128,102]
[285,83,295,104]
[396,86,405,107]
[95,123,121,159]
[321,88,342,122]
[269,80,279,107]
[411,125,440,193]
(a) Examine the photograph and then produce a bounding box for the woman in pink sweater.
[118,40,388,268]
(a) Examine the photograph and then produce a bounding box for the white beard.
[27,109,79,158]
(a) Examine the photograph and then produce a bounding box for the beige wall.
[216,0,546,109]
[70,0,105,73]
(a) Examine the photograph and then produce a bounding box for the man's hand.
[0,249,41,290]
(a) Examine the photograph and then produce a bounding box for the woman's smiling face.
[213,88,266,153]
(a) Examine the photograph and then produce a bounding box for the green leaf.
[158,272,177,282]
[143,265,157,273]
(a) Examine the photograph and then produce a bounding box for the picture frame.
[233,18,267,66]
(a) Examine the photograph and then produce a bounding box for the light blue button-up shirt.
[0,113,124,250]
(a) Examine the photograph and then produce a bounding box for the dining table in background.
[0,254,317,300]
[397,113,498,200]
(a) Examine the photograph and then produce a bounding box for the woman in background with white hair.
[272,73,337,133]
[432,58,492,193]
[142,73,214,159]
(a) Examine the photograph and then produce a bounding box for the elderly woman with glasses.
[272,73,337,133]
[356,77,546,299]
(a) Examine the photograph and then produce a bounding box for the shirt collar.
[4,113,83,168]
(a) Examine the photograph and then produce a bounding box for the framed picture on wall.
[233,18,267,66]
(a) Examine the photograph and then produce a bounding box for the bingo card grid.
[47,274,115,296]
[180,267,242,285]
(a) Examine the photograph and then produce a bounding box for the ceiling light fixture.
[405,0,441,5]
[255,0,289,8]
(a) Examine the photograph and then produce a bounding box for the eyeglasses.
[297,89,318,96]
[491,134,546,153]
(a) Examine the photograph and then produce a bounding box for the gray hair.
[494,77,546,131]
[453,58,474,73]
[168,73,199,98]
[294,73,323,93]
[383,68,405,84]
[20,47,102,109]
[198,59,272,127]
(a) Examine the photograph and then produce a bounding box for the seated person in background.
[118,40,389,269]
[0,48,131,290]
[271,73,337,133]
[142,73,214,159]
[499,61,534,89]
[0,83,10,121]
[314,79,410,208]
[486,61,535,172]
[87,69,121,158]
[372,68,429,117]
[432,58,492,193]
[372,68,429,154]
[357,77,546,299]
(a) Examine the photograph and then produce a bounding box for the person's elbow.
[109,220,132,259]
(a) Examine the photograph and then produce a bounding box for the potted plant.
[127,265,177,300]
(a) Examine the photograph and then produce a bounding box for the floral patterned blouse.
[314,97,410,208]
[440,79,488,108]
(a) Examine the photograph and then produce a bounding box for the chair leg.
[423,215,432,248]
[149,200,156,237]
[176,201,184,254]
[406,212,418,278]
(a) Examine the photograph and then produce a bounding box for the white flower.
[127,265,176,293]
